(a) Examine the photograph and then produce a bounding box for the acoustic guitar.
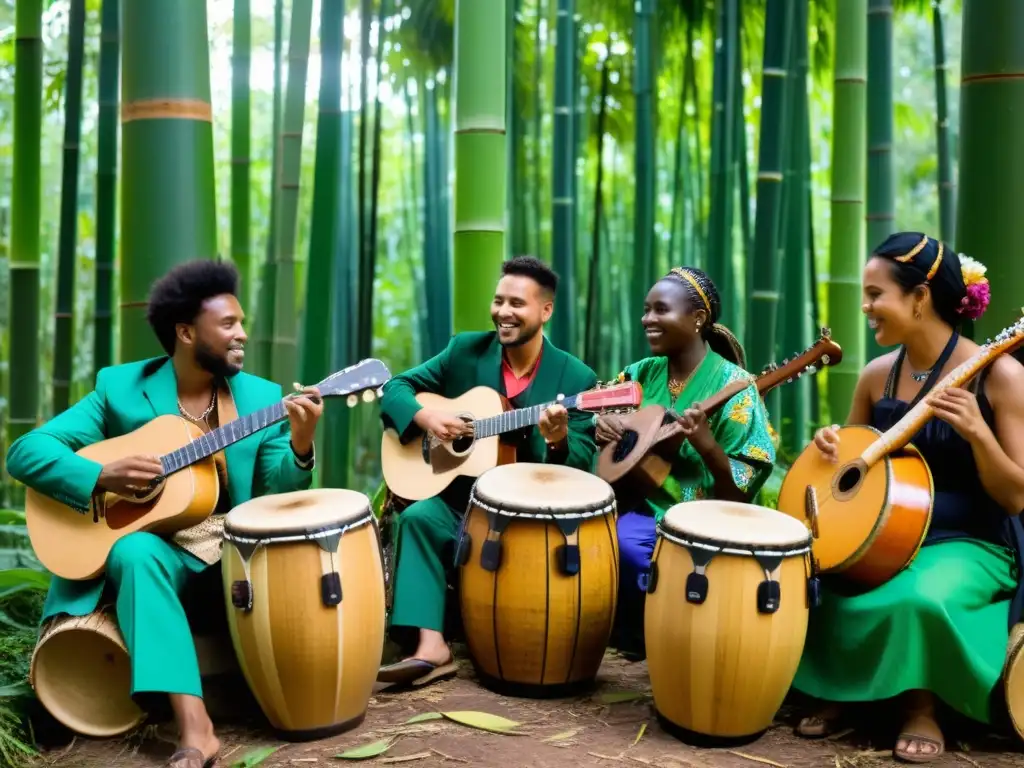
[776,314,1024,589]
[597,329,843,490]
[380,381,643,501]
[25,358,392,581]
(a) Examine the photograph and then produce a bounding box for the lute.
[776,314,1024,588]
[597,329,843,489]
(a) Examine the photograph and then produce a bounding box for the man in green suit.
[6,261,322,768]
[376,256,599,689]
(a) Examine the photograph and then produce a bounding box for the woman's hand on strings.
[928,387,988,444]
[813,424,841,463]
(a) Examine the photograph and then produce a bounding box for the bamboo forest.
[2,0,1024,766]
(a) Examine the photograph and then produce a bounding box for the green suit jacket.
[5,356,313,622]
[379,331,599,507]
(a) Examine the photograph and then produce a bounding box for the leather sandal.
[894,732,945,763]
[168,747,218,768]
[376,649,458,690]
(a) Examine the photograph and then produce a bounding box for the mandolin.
[776,314,1024,589]
[26,358,392,581]
[380,381,643,501]
[597,329,843,491]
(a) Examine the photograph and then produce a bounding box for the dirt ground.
[26,650,1024,768]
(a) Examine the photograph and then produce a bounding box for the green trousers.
[44,532,211,700]
[794,539,1016,724]
[390,496,460,632]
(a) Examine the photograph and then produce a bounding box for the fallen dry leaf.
[632,723,647,746]
[335,739,396,760]
[542,728,583,743]
[380,752,432,763]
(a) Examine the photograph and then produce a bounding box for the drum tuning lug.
[347,394,358,407]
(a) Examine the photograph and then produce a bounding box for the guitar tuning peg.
[347,394,358,407]
[362,389,376,402]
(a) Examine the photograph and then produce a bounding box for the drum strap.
[228,529,346,612]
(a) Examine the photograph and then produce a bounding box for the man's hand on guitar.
[539,404,569,446]
[595,414,626,446]
[414,408,472,442]
[285,385,324,455]
[96,455,165,494]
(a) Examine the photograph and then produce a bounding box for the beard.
[496,320,542,348]
[195,339,243,379]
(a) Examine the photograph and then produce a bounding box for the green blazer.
[5,356,313,622]
[379,332,599,505]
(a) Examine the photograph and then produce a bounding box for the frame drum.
[222,488,386,740]
[29,609,145,737]
[456,463,618,697]
[645,500,813,743]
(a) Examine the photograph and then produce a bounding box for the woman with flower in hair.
[594,267,777,660]
[794,232,1024,762]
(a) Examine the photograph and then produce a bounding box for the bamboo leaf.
[632,723,647,745]
[542,728,581,743]
[598,691,648,704]
[0,683,30,698]
[0,569,49,590]
[440,711,521,733]
[230,745,282,767]
[403,712,443,724]
[336,739,396,759]
[0,511,25,525]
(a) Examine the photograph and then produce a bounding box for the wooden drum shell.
[457,465,619,697]
[222,490,386,741]
[29,610,145,738]
[645,503,811,742]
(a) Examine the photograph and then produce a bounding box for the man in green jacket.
[6,261,322,768]
[376,256,599,689]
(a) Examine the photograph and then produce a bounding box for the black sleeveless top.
[872,332,1024,626]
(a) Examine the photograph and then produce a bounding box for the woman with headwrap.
[794,232,1024,762]
[594,266,777,660]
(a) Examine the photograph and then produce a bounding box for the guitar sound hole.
[612,430,639,463]
[451,434,474,454]
[837,465,862,493]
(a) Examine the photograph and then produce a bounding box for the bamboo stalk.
[231,0,252,306]
[270,0,314,386]
[550,0,576,351]
[955,0,1024,339]
[119,0,218,361]
[631,0,656,360]
[53,0,87,414]
[452,0,507,332]
[864,0,893,361]
[7,0,44,459]
[93,0,120,377]
[932,0,955,244]
[825,0,868,423]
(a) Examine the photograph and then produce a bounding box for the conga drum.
[222,488,386,740]
[455,463,618,697]
[1005,622,1024,741]
[29,609,145,737]
[645,500,813,743]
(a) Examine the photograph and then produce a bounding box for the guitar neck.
[859,342,1015,467]
[473,394,581,439]
[160,400,288,474]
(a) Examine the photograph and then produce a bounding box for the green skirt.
[793,539,1017,724]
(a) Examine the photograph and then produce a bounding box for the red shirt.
[501,347,542,399]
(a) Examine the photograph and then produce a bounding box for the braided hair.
[663,267,746,368]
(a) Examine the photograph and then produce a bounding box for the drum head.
[661,500,811,550]
[225,488,372,538]
[472,462,614,516]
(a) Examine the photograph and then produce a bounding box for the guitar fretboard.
[472,394,580,439]
[860,345,1003,467]
[160,401,287,474]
